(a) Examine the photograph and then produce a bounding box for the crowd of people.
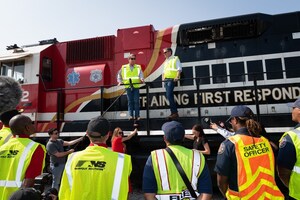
[1,53,300,199]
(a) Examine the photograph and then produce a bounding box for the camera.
[203,117,212,125]
[42,188,58,200]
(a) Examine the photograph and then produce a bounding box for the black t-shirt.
[193,137,208,151]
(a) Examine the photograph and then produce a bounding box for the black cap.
[162,121,185,144]
[86,116,110,137]
[226,105,254,122]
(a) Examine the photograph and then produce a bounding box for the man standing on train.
[161,47,182,120]
[277,98,300,200]
[117,53,144,120]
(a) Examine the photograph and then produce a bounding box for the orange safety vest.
[227,134,284,200]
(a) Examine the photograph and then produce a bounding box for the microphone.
[0,76,22,113]
[129,78,133,91]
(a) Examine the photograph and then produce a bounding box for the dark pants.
[126,87,140,118]
[164,79,178,114]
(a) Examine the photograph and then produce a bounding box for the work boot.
[167,113,179,120]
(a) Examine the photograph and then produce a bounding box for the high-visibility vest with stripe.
[0,127,12,146]
[227,134,284,200]
[0,138,46,200]
[59,145,132,200]
[121,64,141,88]
[280,127,300,199]
[151,145,204,200]
[163,56,179,79]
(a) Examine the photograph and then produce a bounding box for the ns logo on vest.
[0,150,19,158]
[75,160,107,171]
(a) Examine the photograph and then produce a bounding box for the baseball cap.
[162,121,185,144]
[9,188,41,200]
[227,105,254,122]
[287,98,300,108]
[0,109,22,125]
[86,116,110,137]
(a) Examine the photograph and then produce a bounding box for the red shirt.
[111,137,124,153]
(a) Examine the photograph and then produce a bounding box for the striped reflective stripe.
[156,149,200,192]
[293,128,300,136]
[156,149,170,190]
[65,152,125,200]
[156,194,181,200]
[293,166,300,174]
[16,141,36,187]
[3,133,12,144]
[65,152,77,190]
[167,68,178,71]
[191,150,201,190]
[111,153,125,200]
[291,129,300,174]
[156,192,198,200]
[0,141,36,188]
[123,66,140,80]
[0,180,22,187]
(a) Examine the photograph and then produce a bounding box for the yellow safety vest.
[0,127,12,146]
[163,56,179,79]
[59,145,132,200]
[151,145,205,200]
[0,138,46,200]
[121,64,142,88]
[227,135,284,200]
[280,127,300,199]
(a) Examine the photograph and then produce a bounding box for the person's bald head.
[9,115,35,136]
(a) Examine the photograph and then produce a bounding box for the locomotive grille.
[66,36,115,65]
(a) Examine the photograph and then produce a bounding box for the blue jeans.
[50,162,65,190]
[126,87,140,118]
[164,79,178,114]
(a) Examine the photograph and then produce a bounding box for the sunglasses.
[130,58,136,60]
[163,51,169,54]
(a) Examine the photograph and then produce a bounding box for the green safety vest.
[151,145,205,199]
[59,145,132,200]
[280,127,300,199]
[121,64,142,88]
[163,56,179,79]
[0,138,46,200]
[0,127,12,146]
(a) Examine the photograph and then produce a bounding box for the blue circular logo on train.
[67,71,80,86]
[90,69,102,83]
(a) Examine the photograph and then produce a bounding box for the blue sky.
[0,0,299,52]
